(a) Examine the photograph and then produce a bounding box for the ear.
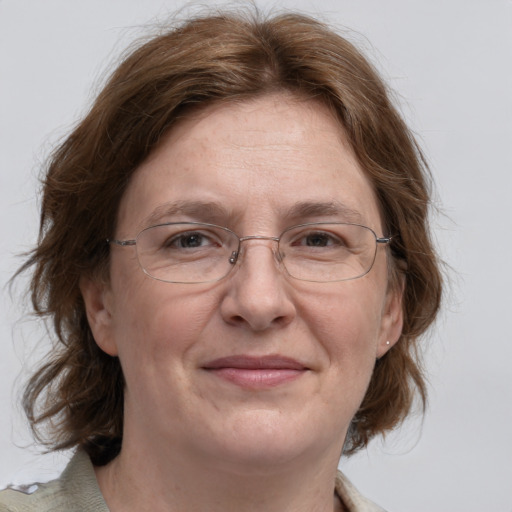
[80,276,118,356]
[376,280,404,358]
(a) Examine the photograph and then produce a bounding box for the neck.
[95,434,345,512]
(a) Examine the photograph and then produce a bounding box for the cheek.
[290,282,384,433]
[295,278,385,371]
[111,276,220,373]
[304,278,383,329]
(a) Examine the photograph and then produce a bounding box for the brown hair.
[20,9,442,465]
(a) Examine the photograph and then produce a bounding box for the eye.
[302,232,337,247]
[166,230,218,249]
[293,230,343,248]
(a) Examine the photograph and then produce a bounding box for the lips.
[202,355,309,389]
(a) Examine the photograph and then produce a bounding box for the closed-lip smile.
[202,355,309,389]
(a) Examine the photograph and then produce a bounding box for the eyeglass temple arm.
[376,236,393,244]
[107,239,136,246]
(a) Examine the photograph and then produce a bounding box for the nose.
[220,239,296,331]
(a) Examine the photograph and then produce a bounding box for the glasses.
[108,222,392,284]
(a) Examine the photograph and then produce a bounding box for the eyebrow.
[143,200,232,228]
[142,199,364,229]
[283,201,364,224]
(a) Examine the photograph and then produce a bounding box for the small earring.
[386,341,390,345]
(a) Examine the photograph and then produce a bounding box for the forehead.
[116,94,383,234]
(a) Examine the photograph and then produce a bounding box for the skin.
[81,93,403,512]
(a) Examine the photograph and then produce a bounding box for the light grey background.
[1,1,511,511]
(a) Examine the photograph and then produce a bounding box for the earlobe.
[376,283,404,358]
[79,276,118,356]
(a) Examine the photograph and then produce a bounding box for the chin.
[204,408,346,471]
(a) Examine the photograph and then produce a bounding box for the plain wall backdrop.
[1,1,511,511]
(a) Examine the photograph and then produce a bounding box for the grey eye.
[172,232,210,248]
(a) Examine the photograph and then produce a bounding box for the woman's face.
[83,94,402,470]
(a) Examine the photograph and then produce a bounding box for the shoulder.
[0,479,64,512]
[336,471,388,512]
[0,451,109,512]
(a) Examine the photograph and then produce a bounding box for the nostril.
[229,314,246,326]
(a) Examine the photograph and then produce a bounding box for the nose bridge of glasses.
[230,235,282,266]
[238,235,280,243]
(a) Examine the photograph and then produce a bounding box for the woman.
[1,10,442,512]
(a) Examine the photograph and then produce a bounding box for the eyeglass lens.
[133,222,379,284]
